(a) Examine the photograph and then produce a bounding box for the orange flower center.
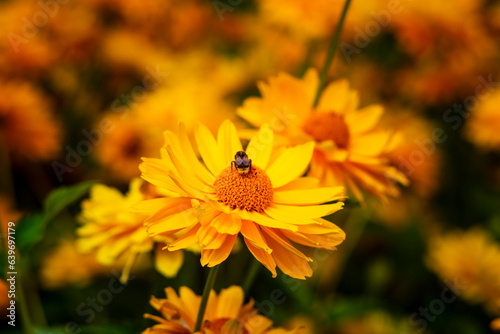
[214,166,273,212]
[302,112,350,149]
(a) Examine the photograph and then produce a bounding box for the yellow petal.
[154,244,183,278]
[265,142,315,188]
[240,220,272,253]
[349,131,392,157]
[178,123,216,184]
[210,212,242,235]
[147,209,198,236]
[273,186,345,205]
[267,202,344,220]
[345,105,384,134]
[317,79,357,114]
[246,124,274,170]
[266,237,312,280]
[244,238,277,278]
[261,227,312,262]
[274,177,319,191]
[217,120,243,167]
[236,97,271,128]
[239,210,298,232]
[195,122,225,176]
[216,286,244,318]
[200,234,237,267]
[167,225,200,251]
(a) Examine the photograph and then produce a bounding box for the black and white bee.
[231,151,252,175]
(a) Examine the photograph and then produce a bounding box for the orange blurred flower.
[237,69,408,202]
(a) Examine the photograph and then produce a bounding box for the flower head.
[77,178,184,282]
[142,285,298,334]
[237,69,408,203]
[136,120,345,279]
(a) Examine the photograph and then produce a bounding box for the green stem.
[194,266,220,332]
[17,271,35,334]
[313,0,352,107]
[242,260,261,295]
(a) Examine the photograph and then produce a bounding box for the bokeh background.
[1,0,500,333]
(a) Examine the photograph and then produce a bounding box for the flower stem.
[242,259,261,295]
[194,265,220,332]
[313,0,352,107]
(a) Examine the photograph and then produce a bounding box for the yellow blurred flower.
[136,120,345,279]
[237,69,408,202]
[465,89,500,151]
[256,0,383,40]
[427,228,500,311]
[142,285,297,334]
[0,80,61,161]
[77,178,184,283]
[335,311,419,334]
[39,241,121,289]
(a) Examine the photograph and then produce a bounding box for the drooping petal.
[210,212,242,235]
[244,238,277,278]
[154,244,184,278]
[239,210,298,232]
[265,237,313,280]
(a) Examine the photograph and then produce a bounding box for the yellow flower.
[136,120,345,279]
[465,89,500,151]
[426,228,500,311]
[0,80,61,161]
[77,178,184,282]
[237,69,408,202]
[142,285,297,334]
[39,241,121,289]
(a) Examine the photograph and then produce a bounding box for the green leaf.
[17,181,96,253]
[43,181,96,222]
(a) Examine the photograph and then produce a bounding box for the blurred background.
[1,0,500,333]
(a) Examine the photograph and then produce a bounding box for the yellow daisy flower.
[136,120,345,279]
[142,285,297,334]
[77,178,184,282]
[237,69,408,202]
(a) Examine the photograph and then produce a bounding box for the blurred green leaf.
[17,181,95,254]
[44,181,96,222]
[16,213,45,252]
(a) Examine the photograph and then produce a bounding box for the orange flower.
[237,69,408,202]
[136,120,345,279]
[142,285,298,334]
[0,80,61,161]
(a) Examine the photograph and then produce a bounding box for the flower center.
[302,112,350,149]
[214,165,273,212]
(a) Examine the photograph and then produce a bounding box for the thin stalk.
[194,266,220,332]
[313,0,353,107]
[242,260,261,295]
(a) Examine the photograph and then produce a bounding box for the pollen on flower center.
[302,112,350,149]
[214,165,273,212]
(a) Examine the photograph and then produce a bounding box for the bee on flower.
[135,120,346,279]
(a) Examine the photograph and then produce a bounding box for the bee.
[231,151,252,175]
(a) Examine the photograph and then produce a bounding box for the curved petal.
[210,212,242,235]
[265,142,315,188]
[317,79,358,114]
[239,210,298,232]
[265,237,312,280]
[349,130,392,157]
[240,221,272,253]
